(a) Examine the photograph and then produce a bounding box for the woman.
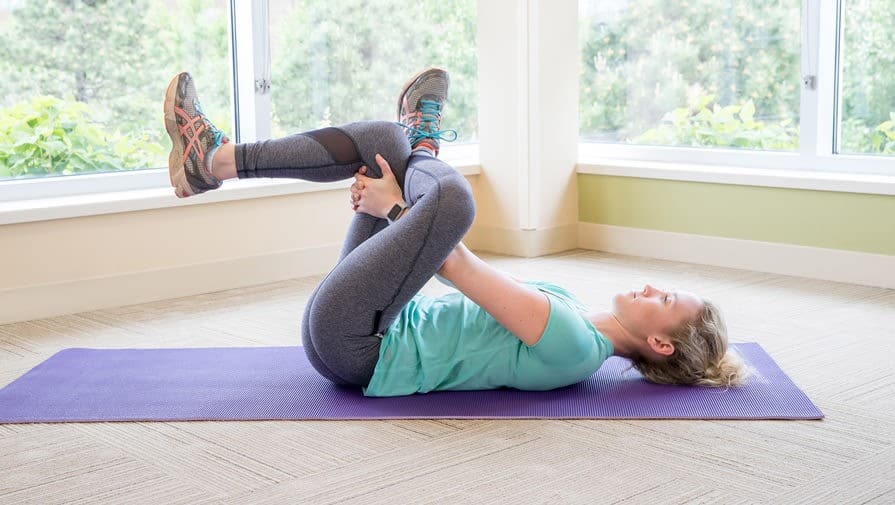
[164,68,749,397]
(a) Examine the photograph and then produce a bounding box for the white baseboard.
[578,222,895,289]
[465,223,578,258]
[0,244,341,326]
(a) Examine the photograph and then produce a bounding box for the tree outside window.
[0,0,477,182]
[0,0,232,181]
[579,0,801,150]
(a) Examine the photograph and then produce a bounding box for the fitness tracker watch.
[387,202,407,223]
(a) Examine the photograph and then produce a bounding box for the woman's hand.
[349,153,405,219]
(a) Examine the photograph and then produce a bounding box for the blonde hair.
[631,299,750,387]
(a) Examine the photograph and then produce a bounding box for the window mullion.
[813,0,839,159]
[799,0,822,166]
[251,0,272,141]
[232,0,272,143]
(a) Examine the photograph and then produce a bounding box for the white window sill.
[577,157,895,196]
[0,159,481,226]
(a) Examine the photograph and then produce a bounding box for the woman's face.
[611,284,703,340]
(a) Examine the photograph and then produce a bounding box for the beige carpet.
[1,249,893,504]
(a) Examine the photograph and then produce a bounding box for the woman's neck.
[586,310,640,359]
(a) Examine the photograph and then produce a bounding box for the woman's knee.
[436,174,476,232]
[340,120,410,184]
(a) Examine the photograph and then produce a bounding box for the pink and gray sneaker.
[163,72,228,198]
[397,67,457,156]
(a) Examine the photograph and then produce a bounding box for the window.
[0,0,232,182]
[837,0,895,157]
[579,0,895,175]
[0,0,477,192]
[267,0,477,142]
[579,0,801,151]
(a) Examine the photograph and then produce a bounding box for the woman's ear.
[646,335,675,357]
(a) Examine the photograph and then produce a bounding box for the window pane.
[838,0,895,157]
[579,0,800,151]
[268,0,477,143]
[0,0,232,181]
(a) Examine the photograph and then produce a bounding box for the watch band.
[387,202,407,223]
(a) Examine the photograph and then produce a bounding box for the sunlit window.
[0,0,232,181]
[579,0,800,151]
[268,0,477,142]
[837,0,895,157]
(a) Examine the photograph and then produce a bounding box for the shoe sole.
[164,72,192,199]
[396,67,448,121]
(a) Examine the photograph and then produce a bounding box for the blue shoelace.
[209,128,226,149]
[398,99,458,146]
[194,99,226,149]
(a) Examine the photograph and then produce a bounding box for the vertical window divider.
[233,1,256,143]
[232,0,272,143]
[814,0,839,161]
[800,0,822,167]
[228,0,241,143]
[252,0,272,141]
[830,0,845,155]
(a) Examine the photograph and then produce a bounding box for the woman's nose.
[643,284,665,297]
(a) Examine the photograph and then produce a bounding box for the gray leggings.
[235,121,475,387]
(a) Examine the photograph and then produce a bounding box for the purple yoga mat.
[0,343,822,423]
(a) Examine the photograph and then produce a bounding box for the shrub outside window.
[0,0,477,185]
[837,0,895,157]
[579,0,801,151]
[267,0,477,142]
[0,0,232,182]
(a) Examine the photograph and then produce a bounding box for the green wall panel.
[578,174,895,255]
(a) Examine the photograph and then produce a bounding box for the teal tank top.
[363,281,614,397]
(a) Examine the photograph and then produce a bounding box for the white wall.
[1,174,484,325]
[0,190,348,324]
[467,0,579,257]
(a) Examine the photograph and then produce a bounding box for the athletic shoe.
[397,67,457,155]
[163,72,229,198]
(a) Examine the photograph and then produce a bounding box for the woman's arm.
[439,243,549,346]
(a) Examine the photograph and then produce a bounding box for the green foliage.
[838,114,895,155]
[871,114,895,154]
[0,0,158,127]
[839,1,895,154]
[0,96,163,178]
[0,0,476,180]
[579,0,895,155]
[0,0,232,178]
[269,0,477,141]
[150,0,232,136]
[634,95,797,149]
[1,0,891,180]
[580,0,801,145]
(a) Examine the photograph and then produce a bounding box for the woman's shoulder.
[524,280,588,312]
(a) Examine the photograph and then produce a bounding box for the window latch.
[254,78,271,94]
[802,75,816,90]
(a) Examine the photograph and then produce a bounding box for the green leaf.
[696,94,715,109]
[870,132,883,151]
[739,100,755,123]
